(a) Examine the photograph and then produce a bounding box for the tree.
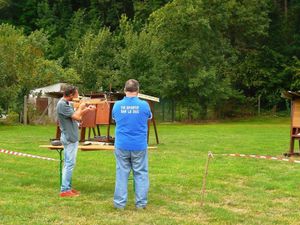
[0,0,10,9]
[147,0,234,118]
[0,23,79,114]
[116,16,163,96]
[133,0,171,26]
[70,28,119,92]
[0,23,23,112]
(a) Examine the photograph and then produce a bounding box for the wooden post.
[106,102,114,142]
[258,94,261,116]
[284,0,288,19]
[172,99,175,122]
[149,101,159,144]
[23,95,27,125]
[200,151,213,206]
[162,99,165,122]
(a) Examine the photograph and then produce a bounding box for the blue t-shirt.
[112,96,152,151]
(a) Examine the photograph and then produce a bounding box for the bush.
[4,111,19,125]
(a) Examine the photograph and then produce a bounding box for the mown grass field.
[1,117,300,225]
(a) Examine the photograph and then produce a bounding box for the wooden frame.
[282,91,300,156]
[55,96,159,144]
[289,98,300,155]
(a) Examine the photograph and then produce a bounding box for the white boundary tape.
[220,153,300,164]
[0,149,58,162]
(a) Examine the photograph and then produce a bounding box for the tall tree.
[70,28,119,92]
[147,0,235,118]
[0,24,78,113]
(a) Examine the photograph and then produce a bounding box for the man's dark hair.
[124,79,139,92]
[64,85,78,97]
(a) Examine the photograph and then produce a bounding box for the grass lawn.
[0,116,300,225]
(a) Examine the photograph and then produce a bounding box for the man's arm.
[72,103,96,121]
[146,102,152,120]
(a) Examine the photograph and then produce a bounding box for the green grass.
[1,117,300,224]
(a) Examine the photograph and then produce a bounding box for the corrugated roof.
[31,83,68,94]
[31,83,69,98]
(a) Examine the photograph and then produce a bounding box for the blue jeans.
[114,148,149,208]
[60,133,79,192]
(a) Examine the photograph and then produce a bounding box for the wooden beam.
[39,145,157,151]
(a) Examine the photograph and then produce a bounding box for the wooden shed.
[30,83,68,123]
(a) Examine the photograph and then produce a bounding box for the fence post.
[172,99,175,122]
[162,99,165,122]
[200,151,213,206]
[257,94,261,116]
[23,95,28,125]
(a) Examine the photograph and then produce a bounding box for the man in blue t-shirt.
[112,79,152,210]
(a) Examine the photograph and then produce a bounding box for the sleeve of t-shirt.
[146,102,152,120]
[112,102,117,120]
[59,103,74,118]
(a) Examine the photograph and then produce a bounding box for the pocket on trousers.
[115,148,128,159]
[60,134,70,145]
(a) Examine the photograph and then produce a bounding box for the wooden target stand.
[55,94,159,144]
[282,91,300,156]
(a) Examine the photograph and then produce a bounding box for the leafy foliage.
[0,0,299,120]
[0,23,78,113]
[70,28,118,92]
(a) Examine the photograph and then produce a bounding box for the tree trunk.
[23,95,28,125]
[284,0,288,18]
[171,99,175,122]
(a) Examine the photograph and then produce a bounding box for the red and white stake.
[221,153,300,164]
[0,149,58,162]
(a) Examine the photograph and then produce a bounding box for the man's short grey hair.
[64,85,78,97]
[124,79,139,92]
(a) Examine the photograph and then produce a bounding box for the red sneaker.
[71,189,80,194]
[60,190,79,197]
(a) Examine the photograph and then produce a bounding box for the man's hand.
[87,105,96,110]
[79,102,87,110]
[81,105,96,115]
[72,104,95,121]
